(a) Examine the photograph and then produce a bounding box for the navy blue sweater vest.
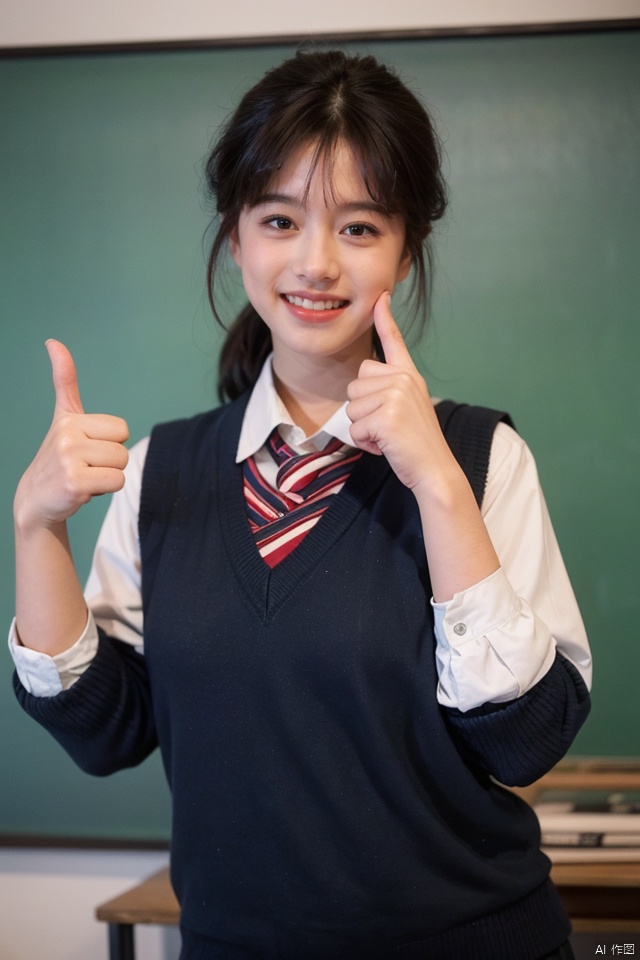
[135,395,586,958]
[14,394,590,959]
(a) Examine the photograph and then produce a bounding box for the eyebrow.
[256,193,390,216]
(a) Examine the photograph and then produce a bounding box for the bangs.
[236,113,401,217]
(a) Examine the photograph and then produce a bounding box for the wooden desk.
[96,866,179,960]
[513,757,640,934]
[96,759,640,960]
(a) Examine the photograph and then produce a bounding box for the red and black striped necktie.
[243,427,362,567]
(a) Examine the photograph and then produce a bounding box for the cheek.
[243,259,272,293]
[237,257,277,317]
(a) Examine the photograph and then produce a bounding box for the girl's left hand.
[346,292,451,492]
[348,291,500,601]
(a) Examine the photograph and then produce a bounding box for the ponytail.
[217,303,273,402]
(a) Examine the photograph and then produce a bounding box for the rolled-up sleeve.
[9,612,100,696]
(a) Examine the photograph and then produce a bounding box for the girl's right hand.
[14,340,130,532]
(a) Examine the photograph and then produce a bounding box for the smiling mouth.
[284,295,349,311]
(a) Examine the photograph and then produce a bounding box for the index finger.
[373,292,413,368]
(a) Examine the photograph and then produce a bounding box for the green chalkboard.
[1,31,638,843]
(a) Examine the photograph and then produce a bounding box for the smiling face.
[229,141,411,382]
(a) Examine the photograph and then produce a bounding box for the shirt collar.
[235,355,355,463]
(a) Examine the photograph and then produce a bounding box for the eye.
[263,215,295,231]
[343,222,378,238]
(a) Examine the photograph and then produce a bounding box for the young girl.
[11,49,592,960]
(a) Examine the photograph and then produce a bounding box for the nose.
[293,227,339,284]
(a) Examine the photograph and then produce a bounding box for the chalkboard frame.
[0,18,638,59]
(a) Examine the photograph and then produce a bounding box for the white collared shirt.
[236,355,356,483]
[9,356,592,711]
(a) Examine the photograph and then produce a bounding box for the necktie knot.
[267,428,346,497]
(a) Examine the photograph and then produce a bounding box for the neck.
[272,375,341,436]
[271,336,372,436]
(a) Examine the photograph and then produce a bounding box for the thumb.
[46,339,85,418]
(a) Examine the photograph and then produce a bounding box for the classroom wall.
[2,0,639,49]
[0,849,176,960]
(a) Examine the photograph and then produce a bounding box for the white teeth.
[285,295,346,310]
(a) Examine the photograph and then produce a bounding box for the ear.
[228,224,242,268]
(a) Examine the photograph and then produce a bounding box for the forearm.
[14,509,89,656]
[412,456,500,604]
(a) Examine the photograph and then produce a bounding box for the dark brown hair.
[204,49,447,401]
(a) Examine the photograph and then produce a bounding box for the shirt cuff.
[8,613,100,697]
[432,567,557,712]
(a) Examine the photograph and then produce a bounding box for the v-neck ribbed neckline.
[216,395,392,623]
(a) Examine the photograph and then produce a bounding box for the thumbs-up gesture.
[346,292,452,494]
[15,341,130,530]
